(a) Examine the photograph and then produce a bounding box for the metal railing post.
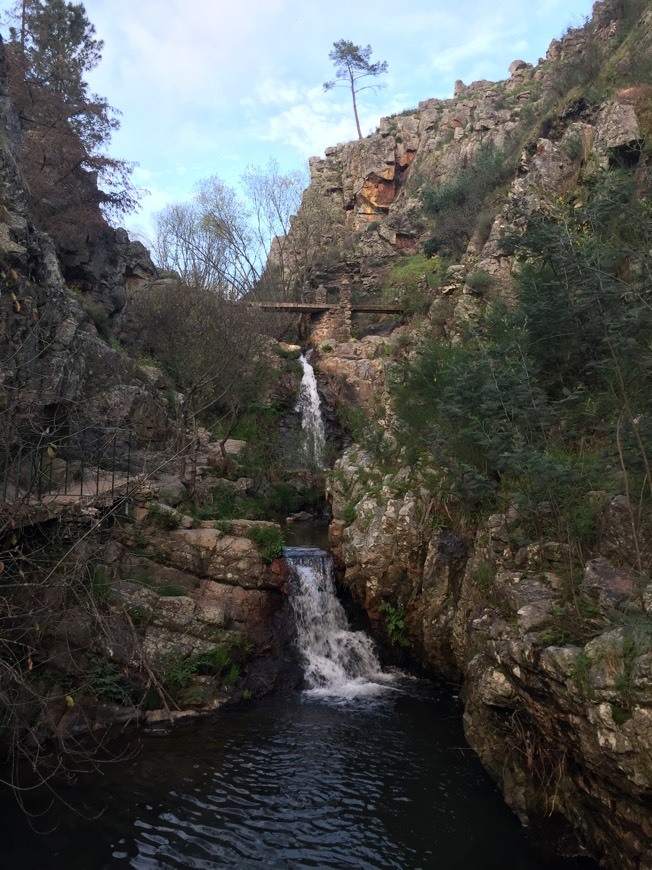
[126,430,132,489]
[111,431,117,497]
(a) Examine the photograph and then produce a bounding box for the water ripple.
[0,690,597,870]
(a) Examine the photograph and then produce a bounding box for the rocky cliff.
[298,0,649,303]
[0,29,300,782]
[0,35,175,457]
[296,2,652,867]
[329,447,651,867]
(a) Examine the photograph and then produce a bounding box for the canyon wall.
[295,2,652,866]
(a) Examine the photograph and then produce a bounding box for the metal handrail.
[0,428,133,505]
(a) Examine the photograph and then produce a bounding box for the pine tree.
[19,0,101,98]
[3,0,138,239]
[323,40,388,140]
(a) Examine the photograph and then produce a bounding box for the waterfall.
[285,546,395,699]
[295,351,326,466]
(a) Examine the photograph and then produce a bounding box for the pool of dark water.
[283,520,331,549]
[1,679,595,869]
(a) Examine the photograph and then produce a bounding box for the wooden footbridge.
[250,286,404,342]
[253,301,403,314]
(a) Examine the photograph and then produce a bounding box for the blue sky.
[2,0,596,241]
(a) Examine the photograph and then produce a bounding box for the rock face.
[329,448,652,868]
[314,4,652,867]
[0,37,172,456]
[27,493,300,745]
[110,507,299,700]
[291,0,649,304]
[454,516,652,868]
[316,335,392,413]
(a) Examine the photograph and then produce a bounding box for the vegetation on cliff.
[319,4,651,865]
[2,0,139,245]
[395,166,652,562]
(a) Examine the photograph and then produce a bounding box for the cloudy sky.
[2,0,596,239]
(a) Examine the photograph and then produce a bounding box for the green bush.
[465,269,494,293]
[90,565,113,602]
[109,337,125,354]
[246,525,285,562]
[379,602,410,648]
[160,636,253,691]
[201,485,268,522]
[233,407,287,487]
[231,401,282,440]
[273,345,301,360]
[81,298,110,340]
[337,404,368,441]
[214,519,234,533]
[87,656,130,704]
[562,131,585,162]
[538,595,604,648]
[393,167,652,559]
[475,211,496,243]
[475,560,496,592]
[422,143,517,257]
[383,253,447,315]
[266,483,298,513]
[145,503,180,530]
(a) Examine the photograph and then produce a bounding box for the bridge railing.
[0,428,134,505]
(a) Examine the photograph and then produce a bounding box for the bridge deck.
[252,301,403,314]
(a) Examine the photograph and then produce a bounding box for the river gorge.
[0,2,650,866]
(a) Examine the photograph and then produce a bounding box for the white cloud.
[247,80,372,157]
[0,0,595,233]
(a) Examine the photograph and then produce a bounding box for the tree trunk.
[350,77,362,139]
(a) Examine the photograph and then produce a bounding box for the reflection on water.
[1,686,594,869]
[282,521,331,550]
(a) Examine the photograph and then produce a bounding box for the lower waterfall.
[285,546,395,698]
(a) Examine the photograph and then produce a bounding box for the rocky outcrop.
[454,511,652,869]
[59,222,160,325]
[329,448,652,868]
[0,38,174,457]
[113,514,297,688]
[316,336,391,413]
[293,0,647,303]
[28,493,299,745]
[317,7,652,859]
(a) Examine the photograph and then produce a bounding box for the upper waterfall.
[295,351,326,467]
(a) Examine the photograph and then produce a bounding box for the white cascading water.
[295,351,326,466]
[285,547,395,699]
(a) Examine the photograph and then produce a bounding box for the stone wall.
[310,287,353,344]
